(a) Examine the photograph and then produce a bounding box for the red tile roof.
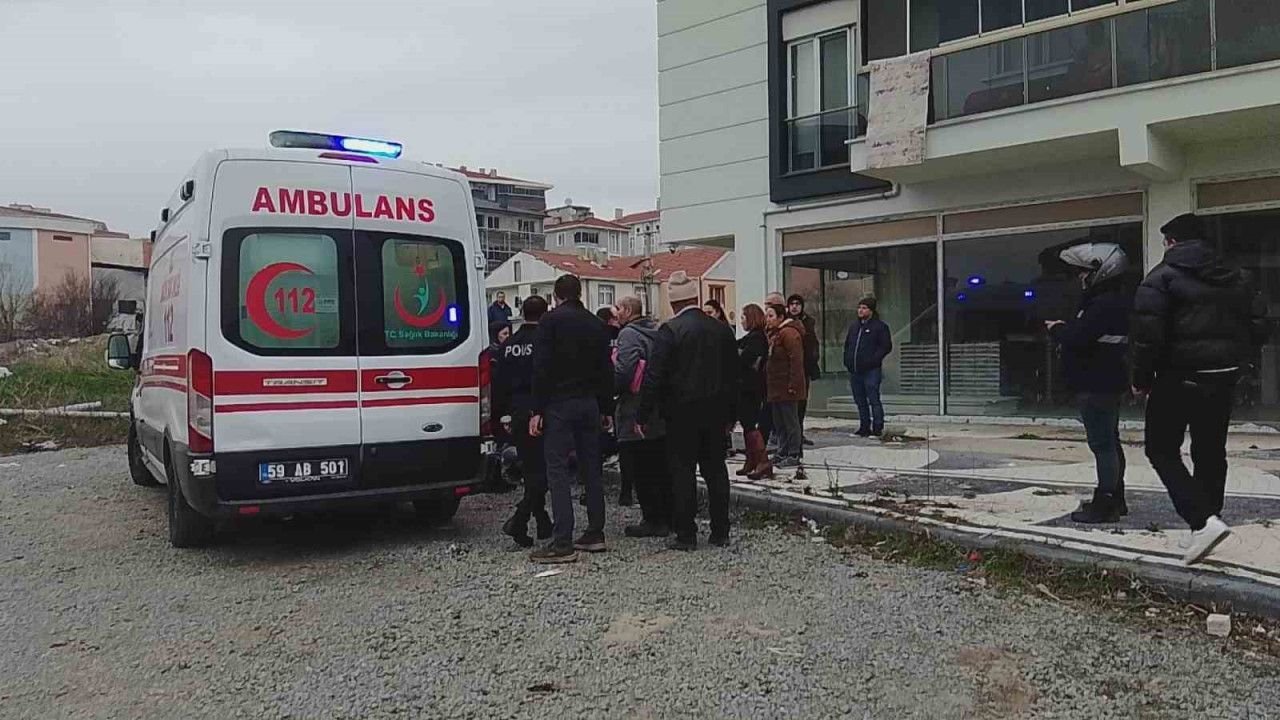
[615,210,659,226]
[524,247,727,283]
[449,167,551,189]
[545,216,629,232]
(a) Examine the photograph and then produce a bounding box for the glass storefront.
[785,243,940,416]
[942,223,1142,416]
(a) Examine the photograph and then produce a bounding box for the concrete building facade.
[658,0,1280,422]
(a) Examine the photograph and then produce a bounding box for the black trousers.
[544,397,605,544]
[620,438,671,527]
[510,410,547,523]
[666,406,731,542]
[1144,374,1236,531]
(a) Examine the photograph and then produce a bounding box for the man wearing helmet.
[1045,242,1133,524]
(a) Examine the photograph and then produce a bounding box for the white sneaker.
[1182,516,1231,566]
[1177,533,1193,550]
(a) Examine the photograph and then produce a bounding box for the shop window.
[786,242,940,416]
[942,223,1142,416]
[1202,211,1280,422]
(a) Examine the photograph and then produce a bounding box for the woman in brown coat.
[756,303,807,474]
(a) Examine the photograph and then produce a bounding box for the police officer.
[494,296,553,548]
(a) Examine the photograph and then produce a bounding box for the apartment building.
[659,0,1280,421]
[616,209,662,255]
[544,202,632,257]
[454,166,553,273]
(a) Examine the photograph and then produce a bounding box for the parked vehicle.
[107,131,492,547]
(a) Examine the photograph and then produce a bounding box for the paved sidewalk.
[727,417,1280,612]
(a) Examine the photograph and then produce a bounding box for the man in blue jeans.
[1046,243,1132,524]
[843,297,892,437]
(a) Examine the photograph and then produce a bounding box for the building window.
[53,234,74,242]
[786,28,858,173]
[610,233,622,255]
[517,219,537,233]
[709,285,726,306]
[486,216,500,230]
[634,284,648,313]
[574,231,600,245]
[476,213,484,228]
[557,233,565,247]
[513,260,522,283]
[509,186,543,197]
[867,0,1119,56]
[0,231,10,242]
[598,284,615,308]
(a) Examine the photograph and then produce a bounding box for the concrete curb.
[719,484,1280,619]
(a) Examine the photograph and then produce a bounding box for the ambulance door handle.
[375,371,412,388]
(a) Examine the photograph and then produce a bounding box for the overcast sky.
[0,0,659,236]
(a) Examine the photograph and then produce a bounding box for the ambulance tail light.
[478,349,492,439]
[187,349,214,454]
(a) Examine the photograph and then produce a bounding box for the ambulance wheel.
[414,494,461,525]
[167,449,215,548]
[128,423,160,488]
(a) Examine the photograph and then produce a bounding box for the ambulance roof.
[212,147,469,183]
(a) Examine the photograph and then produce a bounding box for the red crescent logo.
[245,262,316,340]
[393,287,448,329]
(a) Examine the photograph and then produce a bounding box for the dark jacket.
[843,316,893,374]
[766,320,808,403]
[797,313,821,380]
[1131,240,1269,389]
[737,327,768,410]
[487,301,512,326]
[1049,280,1131,395]
[614,317,665,442]
[492,323,538,419]
[638,307,739,424]
[531,299,613,413]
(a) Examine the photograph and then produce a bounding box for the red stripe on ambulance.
[215,370,359,396]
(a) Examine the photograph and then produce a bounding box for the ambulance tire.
[413,494,461,526]
[128,423,160,488]
[166,447,216,548]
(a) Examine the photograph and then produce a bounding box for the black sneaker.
[708,533,730,547]
[530,543,578,564]
[1070,500,1120,524]
[624,522,670,538]
[574,531,607,553]
[501,516,533,548]
[855,429,872,438]
[1117,497,1129,517]
[534,511,553,540]
[802,437,815,447]
[667,537,697,552]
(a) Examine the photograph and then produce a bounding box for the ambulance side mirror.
[106,333,134,371]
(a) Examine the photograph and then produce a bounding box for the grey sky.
[0,0,658,236]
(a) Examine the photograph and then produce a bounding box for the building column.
[1145,179,1193,270]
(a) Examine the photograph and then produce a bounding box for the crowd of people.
[487,212,1267,567]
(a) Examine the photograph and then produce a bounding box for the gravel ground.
[2,446,1279,719]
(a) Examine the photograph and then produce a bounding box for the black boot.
[618,473,634,507]
[533,509,553,540]
[1070,495,1120,524]
[501,512,533,547]
[1116,479,1129,517]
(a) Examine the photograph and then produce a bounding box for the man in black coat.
[493,297,553,547]
[1132,213,1269,565]
[1046,243,1132,524]
[529,275,614,564]
[842,297,893,436]
[638,271,739,550]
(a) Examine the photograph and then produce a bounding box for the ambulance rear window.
[224,231,351,354]
[356,233,469,355]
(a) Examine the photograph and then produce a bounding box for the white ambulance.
[107,131,492,547]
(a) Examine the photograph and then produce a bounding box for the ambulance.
[106,131,492,547]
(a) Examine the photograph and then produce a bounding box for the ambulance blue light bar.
[269,130,403,158]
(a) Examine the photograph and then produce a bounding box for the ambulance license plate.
[258,459,349,485]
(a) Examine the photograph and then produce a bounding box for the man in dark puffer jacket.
[1132,213,1269,566]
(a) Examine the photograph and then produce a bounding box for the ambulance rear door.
[350,166,483,488]
[206,160,361,500]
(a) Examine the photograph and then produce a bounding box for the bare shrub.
[90,275,122,334]
[0,263,30,343]
[24,272,102,338]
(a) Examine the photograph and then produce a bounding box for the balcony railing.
[930,0,1280,122]
[478,229,546,272]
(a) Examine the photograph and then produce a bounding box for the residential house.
[486,247,735,322]
[451,166,553,273]
[659,0,1280,422]
[544,214,631,258]
[615,209,662,256]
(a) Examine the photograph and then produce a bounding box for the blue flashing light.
[1023,289,1036,299]
[447,305,460,324]
[269,130,403,158]
[967,275,985,287]
[339,136,403,158]
[956,292,968,302]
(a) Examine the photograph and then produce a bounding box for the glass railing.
[930,0,1280,122]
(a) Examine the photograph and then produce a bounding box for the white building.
[658,0,1280,422]
[616,209,662,256]
[544,215,631,258]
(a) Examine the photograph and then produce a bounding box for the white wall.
[658,0,771,303]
